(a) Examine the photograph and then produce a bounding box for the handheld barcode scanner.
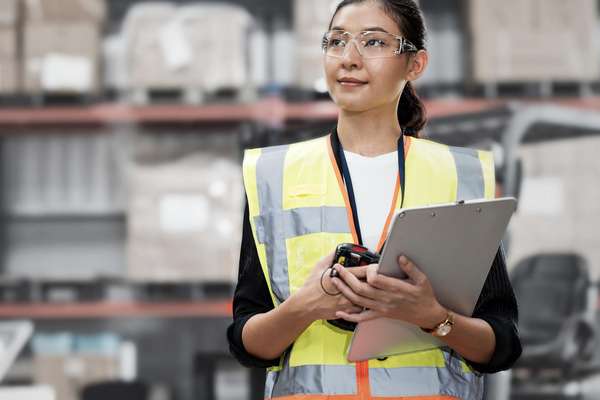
[328,243,380,331]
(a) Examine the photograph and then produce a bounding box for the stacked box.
[293,0,341,90]
[23,0,106,21]
[0,0,20,93]
[127,153,243,283]
[123,3,180,90]
[176,4,252,92]
[22,0,105,94]
[33,355,119,400]
[469,0,599,82]
[32,332,122,400]
[507,136,600,278]
[123,3,253,94]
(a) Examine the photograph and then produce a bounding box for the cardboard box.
[124,3,253,92]
[24,0,106,22]
[294,0,340,32]
[469,0,599,82]
[33,355,119,400]
[0,58,19,93]
[0,0,19,60]
[507,136,600,278]
[127,154,243,283]
[296,44,326,91]
[293,0,341,90]
[0,28,17,58]
[123,2,180,89]
[24,22,99,59]
[23,22,101,93]
[177,4,252,91]
[0,0,19,25]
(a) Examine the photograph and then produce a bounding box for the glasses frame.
[321,29,419,59]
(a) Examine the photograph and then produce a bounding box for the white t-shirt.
[343,150,398,251]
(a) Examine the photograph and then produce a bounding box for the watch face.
[436,324,452,337]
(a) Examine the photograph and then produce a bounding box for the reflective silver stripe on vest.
[369,349,484,399]
[254,147,352,303]
[255,145,291,303]
[254,206,351,303]
[265,364,357,397]
[448,147,485,201]
[265,351,483,399]
[256,207,350,241]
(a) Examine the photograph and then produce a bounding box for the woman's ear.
[406,50,428,81]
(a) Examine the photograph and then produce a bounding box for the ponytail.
[397,81,426,138]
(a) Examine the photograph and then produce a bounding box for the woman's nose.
[341,40,363,69]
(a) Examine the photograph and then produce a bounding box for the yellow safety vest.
[243,134,495,400]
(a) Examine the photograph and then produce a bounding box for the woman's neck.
[336,107,402,157]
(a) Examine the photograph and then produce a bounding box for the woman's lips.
[338,79,368,87]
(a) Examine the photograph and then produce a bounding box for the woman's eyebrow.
[330,26,391,33]
[362,27,390,33]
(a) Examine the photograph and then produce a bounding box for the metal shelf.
[1,97,598,129]
[0,300,232,319]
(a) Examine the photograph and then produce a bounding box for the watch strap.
[420,311,454,334]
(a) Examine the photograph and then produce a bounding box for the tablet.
[347,197,517,362]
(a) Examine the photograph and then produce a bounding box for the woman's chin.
[332,97,372,113]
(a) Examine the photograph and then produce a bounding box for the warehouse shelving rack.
[1,96,600,400]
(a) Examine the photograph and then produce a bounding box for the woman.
[228,1,522,399]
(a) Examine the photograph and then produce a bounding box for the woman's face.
[324,2,415,113]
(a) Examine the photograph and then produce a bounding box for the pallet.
[122,85,257,106]
[477,81,597,99]
[23,91,101,106]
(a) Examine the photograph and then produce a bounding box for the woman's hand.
[292,252,364,322]
[331,255,447,329]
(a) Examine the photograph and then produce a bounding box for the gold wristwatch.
[421,310,455,337]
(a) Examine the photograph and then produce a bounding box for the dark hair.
[328,0,427,137]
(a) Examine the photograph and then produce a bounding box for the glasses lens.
[359,32,399,58]
[323,31,348,57]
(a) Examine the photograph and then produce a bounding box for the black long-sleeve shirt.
[227,134,522,374]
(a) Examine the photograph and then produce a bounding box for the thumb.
[318,250,336,271]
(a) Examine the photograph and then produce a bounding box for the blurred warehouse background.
[0,0,600,399]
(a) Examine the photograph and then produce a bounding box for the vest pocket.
[288,184,326,198]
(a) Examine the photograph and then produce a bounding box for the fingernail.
[399,255,407,264]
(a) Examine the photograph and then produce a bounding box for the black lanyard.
[333,128,406,247]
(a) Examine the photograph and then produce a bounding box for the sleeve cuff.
[227,313,282,369]
[465,315,522,374]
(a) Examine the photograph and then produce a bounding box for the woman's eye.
[331,39,345,47]
[364,39,387,47]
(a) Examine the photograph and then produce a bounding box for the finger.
[333,265,384,301]
[320,250,336,269]
[321,268,342,296]
[399,255,427,284]
[335,309,380,323]
[366,269,416,293]
[344,305,364,314]
[338,297,361,308]
[331,277,383,311]
[329,263,343,278]
[344,266,370,279]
